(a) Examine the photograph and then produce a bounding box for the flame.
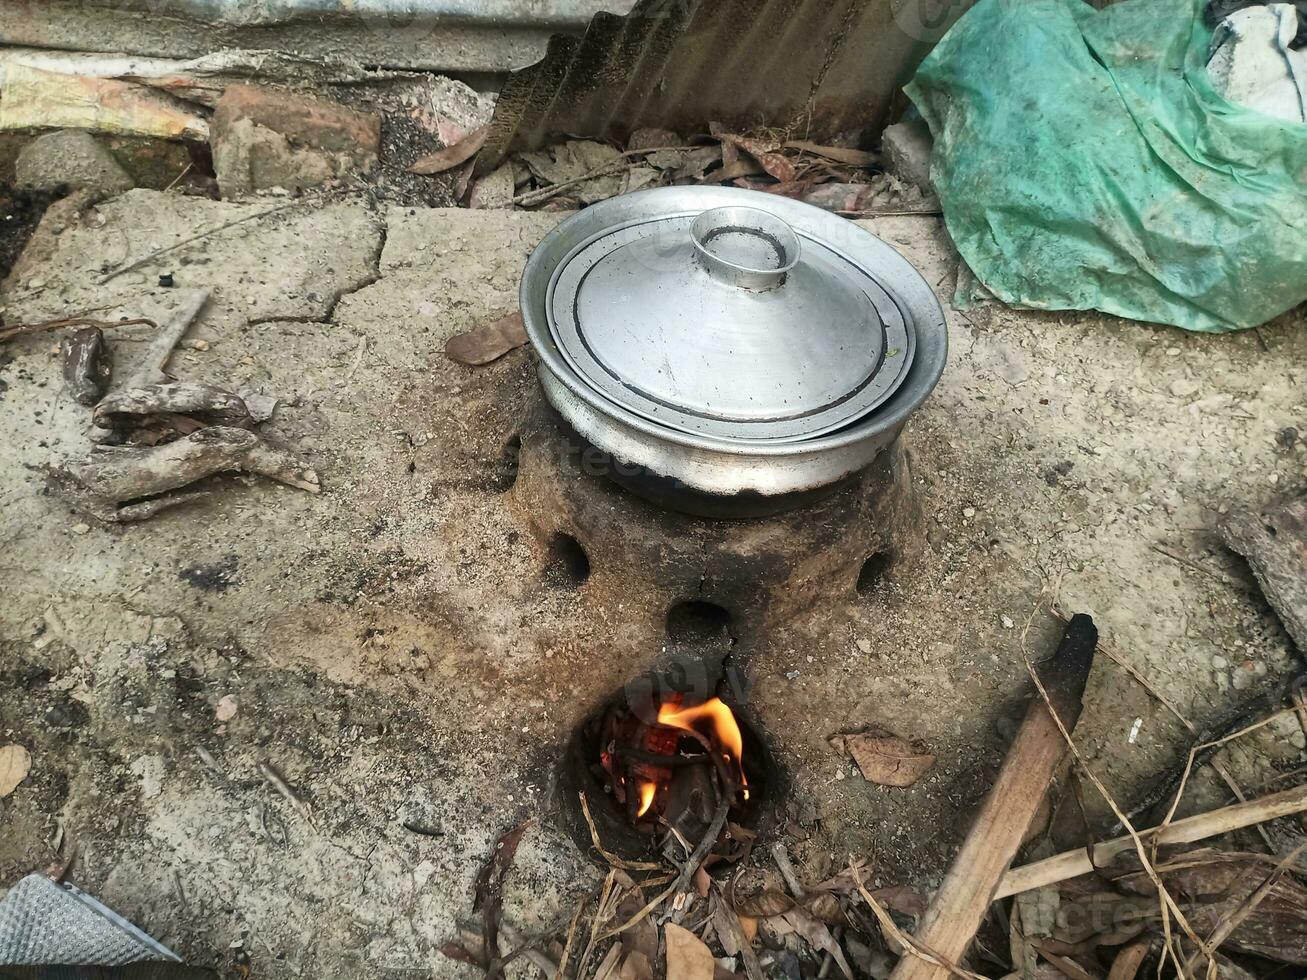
[636,780,657,817]
[656,697,748,794]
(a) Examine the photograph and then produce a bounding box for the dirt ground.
[0,189,1304,978]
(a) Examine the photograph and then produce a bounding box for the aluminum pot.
[520,185,947,516]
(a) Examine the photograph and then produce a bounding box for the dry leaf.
[672,145,723,181]
[732,889,795,918]
[693,865,712,897]
[665,922,715,980]
[779,908,853,979]
[618,950,654,980]
[832,730,935,787]
[711,896,744,957]
[444,312,527,366]
[783,140,876,168]
[215,694,238,722]
[627,127,679,151]
[804,891,847,926]
[409,124,489,175]
[0,744,32,797]
[714,130,798,183]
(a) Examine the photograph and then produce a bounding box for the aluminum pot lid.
[546,204,915,443]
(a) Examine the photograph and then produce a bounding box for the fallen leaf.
[0,744,32,797]
[672,145,723,181]
[664,922,715,980]
[435,115,469,147]
[627,127,680,151]
[409,124,490,175]
[713,128,797,183]
[215,695,238,722]
[618,950,654,980]
[519,140,625,204]
[445,312,527,366]
[711,895,744,957]
[832,730,935,787]
[693,864,712,897]
[804,891,846,926]
[732,888,794,918]
[780,908,853,979]
[783,140,876,168]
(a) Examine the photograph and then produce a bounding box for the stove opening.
[855,550,892,595]
[560,673,770,861]
[546,533,590,587]
[665,600,734,645]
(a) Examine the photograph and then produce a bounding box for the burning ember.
[597,694,750,845]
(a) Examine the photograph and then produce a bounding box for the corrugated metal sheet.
[479,0,971,168]
[0,0,639,74]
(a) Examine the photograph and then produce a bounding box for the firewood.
[995,782,1307,899]
[887,614,1097,980]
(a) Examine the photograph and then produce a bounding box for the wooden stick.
[995,781,1307,899]
[887,615,1097,980]
[129,288,208,385]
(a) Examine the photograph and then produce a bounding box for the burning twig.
[886,614,1097,980]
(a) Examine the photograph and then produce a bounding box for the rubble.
[211,84,381,197]
[15,130,135,196]
[880,117,934,197]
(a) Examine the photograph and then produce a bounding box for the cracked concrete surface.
[0,191,1304,978]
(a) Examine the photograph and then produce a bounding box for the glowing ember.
[596,693,752,832]
[656,697,749,796]
[636,780,657,817]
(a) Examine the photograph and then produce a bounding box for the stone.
[1169,378,1200,398]
[211,85,381,198]
[468,163,516,209]
[16,130,134,197]
[881,117,934,195]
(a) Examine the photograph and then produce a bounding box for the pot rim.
[521,185,948,461]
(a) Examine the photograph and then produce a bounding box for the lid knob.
[690,206,801,291]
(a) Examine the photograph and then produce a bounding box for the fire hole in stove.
[561,676,771,860]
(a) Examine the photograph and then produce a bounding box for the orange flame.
[656,697,748,795]
[636,780,657,817]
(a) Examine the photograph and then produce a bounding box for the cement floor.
[0,190,1303,977]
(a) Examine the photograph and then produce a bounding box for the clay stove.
[507,186,947,853]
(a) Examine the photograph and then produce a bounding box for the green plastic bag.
[906,0,1307,331]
